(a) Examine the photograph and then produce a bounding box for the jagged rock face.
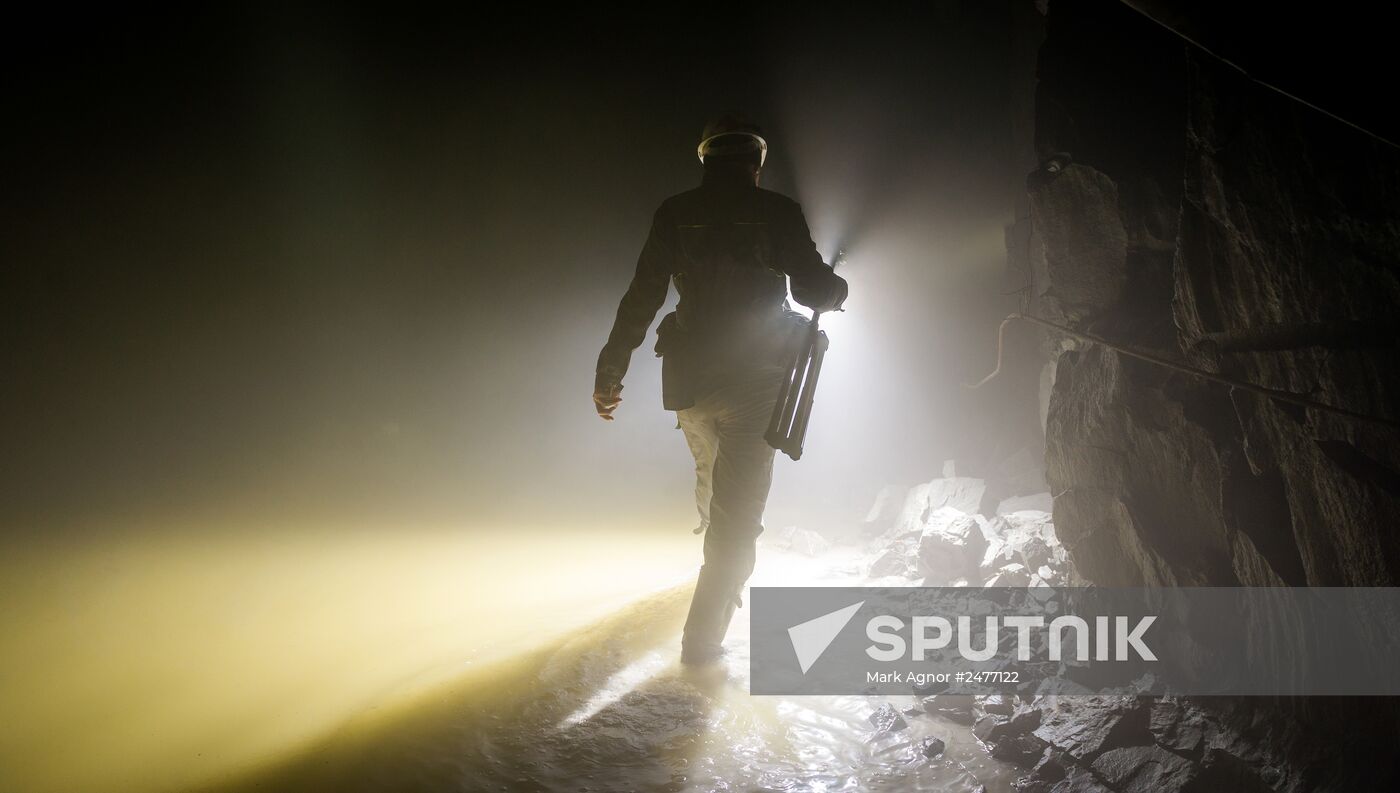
[897,477,990,530]
[1017,696,1299,793]
[855,474,1341,790]
[1033,0,1400,591]
[1173,56,1400,587]
[1090,745,1195,793]
[857,476,1072,587]
[918,508,989,583]
[1027,2,1400,789]
[1044,342,1243,587]
[1028,165,1128,326]
[982,510,1070,586]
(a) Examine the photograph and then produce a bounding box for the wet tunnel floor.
[216,549,1021,793]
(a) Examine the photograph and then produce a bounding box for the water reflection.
[219,548,1021,792]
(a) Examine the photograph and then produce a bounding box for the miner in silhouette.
[593,115,848,664]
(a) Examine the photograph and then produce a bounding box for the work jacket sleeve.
[778,200,849,313]
[596,206,673,384]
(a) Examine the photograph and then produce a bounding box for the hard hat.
[697,114,768,166]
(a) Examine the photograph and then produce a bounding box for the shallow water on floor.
[301,549,1023,793]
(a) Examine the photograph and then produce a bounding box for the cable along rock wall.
[1012,1,1400,790]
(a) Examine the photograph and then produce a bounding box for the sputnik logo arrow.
[788,600,865,674]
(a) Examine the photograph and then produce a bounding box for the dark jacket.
[597,170,848,409]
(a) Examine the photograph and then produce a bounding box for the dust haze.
[5,4,1026,535]
[2,5,1035,792]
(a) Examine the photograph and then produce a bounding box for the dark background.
[3,3,1031,538]
[8,3,1396,539]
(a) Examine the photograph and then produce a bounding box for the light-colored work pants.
[675,367,784,660]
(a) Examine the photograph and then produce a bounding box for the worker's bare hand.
[594,383,623,421]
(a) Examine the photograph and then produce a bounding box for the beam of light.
[0,518,694,793]
[556,539,865,731]
[374,542,1022,793]
[558,649,671,727]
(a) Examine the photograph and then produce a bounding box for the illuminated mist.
[0,521,694,793]
[2,5,1032,792]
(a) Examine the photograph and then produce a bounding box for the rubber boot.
[680,563,742,665]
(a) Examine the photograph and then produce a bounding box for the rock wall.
[1030,0,1400,588]
[1019,1,1400,788]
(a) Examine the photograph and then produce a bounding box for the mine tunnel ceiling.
[1121,0,1400,146]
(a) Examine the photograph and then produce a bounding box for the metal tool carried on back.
[765,249,845,461]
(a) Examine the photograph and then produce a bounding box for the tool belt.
[655,312,693,410]
[655,309,806,411]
